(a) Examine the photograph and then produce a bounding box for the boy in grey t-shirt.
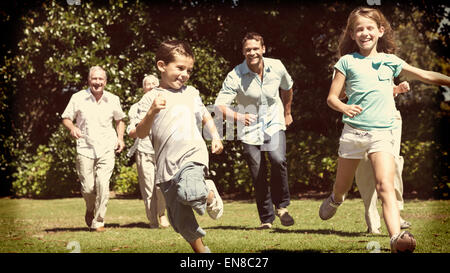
[136,40,224,253]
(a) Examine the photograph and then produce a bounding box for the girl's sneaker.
[319,194,342,220]
[390,231,416,253]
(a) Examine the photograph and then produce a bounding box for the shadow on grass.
[45,227,90,232]
[120,222,152,228]
[204,225,256,231]
[205,225,366,237]
[44,222,168,233]
[271,227,366,237]
[261,249,322,253]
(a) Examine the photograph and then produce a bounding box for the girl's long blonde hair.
[338,7,396,57]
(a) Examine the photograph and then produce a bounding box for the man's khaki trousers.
[76,151,115,229]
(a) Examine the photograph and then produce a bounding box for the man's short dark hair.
[242,32,265,47]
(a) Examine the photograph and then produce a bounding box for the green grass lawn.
[0,196,448,253]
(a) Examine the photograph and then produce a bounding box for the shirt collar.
[86,88,109,103]
[240,57,271,75]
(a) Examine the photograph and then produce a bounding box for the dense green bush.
[12,145,52,198]
[113,164,139,195]
[12,125,80,198]
[11,124,140,198]
[45,124,80,197]
[208,140,253,196]
[401,139,448,198]
[287,131,338,193]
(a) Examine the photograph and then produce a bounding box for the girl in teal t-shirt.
[319,6,450,253]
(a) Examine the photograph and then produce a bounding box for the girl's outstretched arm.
[400,63,450,86]
[327,70,363,118]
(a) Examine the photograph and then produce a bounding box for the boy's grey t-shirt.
[137,85,209,184]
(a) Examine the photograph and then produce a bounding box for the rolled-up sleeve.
[61,96,76,121]
[278,60,294,91]
[113,97,126,121]
[215,72,239,106]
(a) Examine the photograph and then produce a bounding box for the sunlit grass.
[0,197,448,253]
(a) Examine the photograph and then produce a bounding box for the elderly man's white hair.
[142,74,159,87]
[88,66,107,81]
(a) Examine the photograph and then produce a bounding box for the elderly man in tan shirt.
[62,66,125,231]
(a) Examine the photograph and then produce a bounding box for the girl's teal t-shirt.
[334,52,405,130]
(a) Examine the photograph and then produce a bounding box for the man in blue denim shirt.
[215,32,295,229]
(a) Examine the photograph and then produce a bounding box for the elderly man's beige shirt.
[62,88,126,159]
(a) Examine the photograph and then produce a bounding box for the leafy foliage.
[12,145,52,198]
[113,165,139,195]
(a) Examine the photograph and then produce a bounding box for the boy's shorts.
[338,124,396,159]
[159,162,208,243]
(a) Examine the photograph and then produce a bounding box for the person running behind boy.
[62,65,126,232]
[215,32,295,229]
[127,74,170,228]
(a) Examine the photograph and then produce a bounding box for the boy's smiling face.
[157,54,194,90]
